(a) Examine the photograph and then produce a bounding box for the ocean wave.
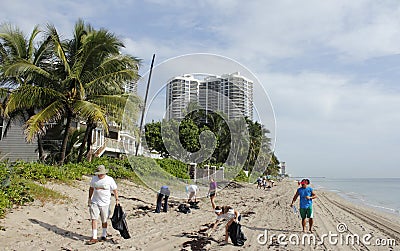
[364,203,399,214]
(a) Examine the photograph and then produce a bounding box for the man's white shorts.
[89,203,110,223]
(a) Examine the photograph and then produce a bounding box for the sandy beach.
[0,178,399,251]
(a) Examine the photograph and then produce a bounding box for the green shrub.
[234,169,249,182]
[3,180,34,205]
[0,190,11,218]
[155,158,190,179]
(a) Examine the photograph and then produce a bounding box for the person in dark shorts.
[290,179,317,232]
[208,178,217,209]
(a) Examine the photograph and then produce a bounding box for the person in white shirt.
[186,184,199,203]
[87,165,119,244]
[208,206,241,244]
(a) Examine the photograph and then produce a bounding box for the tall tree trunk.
[27,108,45,161]
[77,120,93,162]
[59,109,72,165]
[37,137,44,162]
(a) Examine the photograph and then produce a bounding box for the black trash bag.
[228,221,246,246]
[111,204,131,239]
[178,204,191,214]
[189,201,200,209]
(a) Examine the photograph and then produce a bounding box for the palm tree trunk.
[77,131,88,162]
[59,109,72,165]
[38,137,44,162]
[27,108,45,161]
[77,120,93,162]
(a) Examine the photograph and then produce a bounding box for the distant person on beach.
[208,178,217,209]
[262,177,268,189]
[208,206,241,244]
[187,184,199,203]
[87,165,119,244]
[155,185,170,213]
[290,179,317,233]
[256,176,262,189]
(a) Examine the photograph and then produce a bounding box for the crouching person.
[155,185,170,213]
[208,206,241,244]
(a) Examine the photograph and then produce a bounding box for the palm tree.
[4,20,140,165]
[0,23,53,160]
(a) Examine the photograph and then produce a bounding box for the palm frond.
[85,69,137,95]
[3,59,53,80]
[0,87,9,98]
[33,34,52,65]
[46,24,70,74]
[27,25,40,61]
[5,85,63,115]
[72,100,108,133]
[88,94,128,122]
[24,100,65,141]
[0,23,27,58]
[0,43,7,62]
[72,29,123,79]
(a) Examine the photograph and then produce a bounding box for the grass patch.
[26,181,69,204]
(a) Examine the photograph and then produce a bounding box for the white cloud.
[202,0,400,62]
[260,71,400,177]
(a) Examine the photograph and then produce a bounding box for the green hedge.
[155,158,190,179]
[1,156,246,218]
[0,156,149,218]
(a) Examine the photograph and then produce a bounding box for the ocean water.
[310,178,400,215]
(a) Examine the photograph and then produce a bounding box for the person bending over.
[208,206,241,244]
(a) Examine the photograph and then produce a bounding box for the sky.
[1,0,400,178]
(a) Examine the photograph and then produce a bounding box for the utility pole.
[135,54,155,156]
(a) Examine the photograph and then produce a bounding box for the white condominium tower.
[166,74,201,120]
[166,72,253,120]
[199,72,253,119]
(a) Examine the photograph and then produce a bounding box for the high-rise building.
[166,74,201,120]
[166,72,253,120]
[281,162,286,176]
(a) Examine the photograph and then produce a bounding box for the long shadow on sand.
[28,218,87,241]
[118,195,153,205]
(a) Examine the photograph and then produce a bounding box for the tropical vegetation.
[0,19,141,164]
[144,108,280,177]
